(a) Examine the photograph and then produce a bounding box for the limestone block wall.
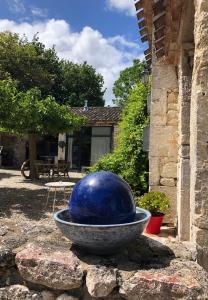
[177,73,191,241]
[177,43,195,241]
[190,0,208,271]
[149,64,178,223]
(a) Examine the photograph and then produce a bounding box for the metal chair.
[34,160,52,179]
[52,161,70,179]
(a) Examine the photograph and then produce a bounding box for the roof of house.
[70,107,121,124]
[135,0,182,65]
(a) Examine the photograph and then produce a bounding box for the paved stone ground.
[0,168,82,226]
[0,169,208,300]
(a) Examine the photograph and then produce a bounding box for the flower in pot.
[135,191,169,234]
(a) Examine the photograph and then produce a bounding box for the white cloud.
[108,35,140,49]
[6,0,25,14]
[0,19,143,105]
[30,6,48,18]
[106,0,135,16]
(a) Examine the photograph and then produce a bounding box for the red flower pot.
[145,213,164,234]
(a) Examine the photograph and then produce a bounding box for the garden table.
[45,181,75,212]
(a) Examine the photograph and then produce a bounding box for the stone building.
[0,107,121,170]
[135,0,208,271]
[58,107,121,170]
[0,134,58,168]
[0,134,26,167]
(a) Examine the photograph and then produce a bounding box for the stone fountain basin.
[54,207,151,254]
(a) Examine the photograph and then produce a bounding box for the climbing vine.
[90,82,150,194]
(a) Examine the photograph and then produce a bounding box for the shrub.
[90,82,150,194]
[135,191,169,215]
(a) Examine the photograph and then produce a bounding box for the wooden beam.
[140,27,147,37]
[146,57,152,65]
[153,0,165,16]
[155,37,165,50]
[137,9,144,20]
[155,47,165,58]
[144,48,151,56]
[141,34,148,43]
[135,0,144,11]
[154,27,165,41]
[153,14,166,30]
[145,53,152,61]
[135,0,182,64]
[138,19,146,29]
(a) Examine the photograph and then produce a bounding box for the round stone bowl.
[54,207,151,255]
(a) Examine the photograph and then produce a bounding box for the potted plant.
[135,191,169,234]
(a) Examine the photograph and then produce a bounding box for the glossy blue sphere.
[68,171,136,225]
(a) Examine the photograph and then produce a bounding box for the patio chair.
[52,160,71,179]
[34,160,52,179]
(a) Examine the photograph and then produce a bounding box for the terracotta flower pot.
[145,213,164,234]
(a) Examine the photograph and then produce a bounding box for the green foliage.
[0,32,58,95]
[90,82,150,194]
[61,61,105,106]
[113,59,146,107]
[0,79,84,135]
[135,192,170,215]
[0,78,85,179]
[0,32,105,106]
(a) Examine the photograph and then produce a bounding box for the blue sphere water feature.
[68,171,136,225]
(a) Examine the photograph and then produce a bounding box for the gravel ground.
[0,168,176,242]
[1,169,208,300]
[0,168,83,230]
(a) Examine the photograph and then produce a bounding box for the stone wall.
[0,134,26,168]
[1,232,208,300]
[149,64,179,223]
[177,74,191,241]
[190,0,208,272]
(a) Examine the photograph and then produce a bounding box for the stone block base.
[1,236,207,300]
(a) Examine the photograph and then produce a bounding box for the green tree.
[0,32,105,106]
[91,82,150,194]
[61,61,105,106]
[113,59,146,107]
[0,79,84,178]
[0,32,60,95]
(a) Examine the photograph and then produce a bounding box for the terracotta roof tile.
[70,107,121,123]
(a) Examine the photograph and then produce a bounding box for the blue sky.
[0,0,145,105]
